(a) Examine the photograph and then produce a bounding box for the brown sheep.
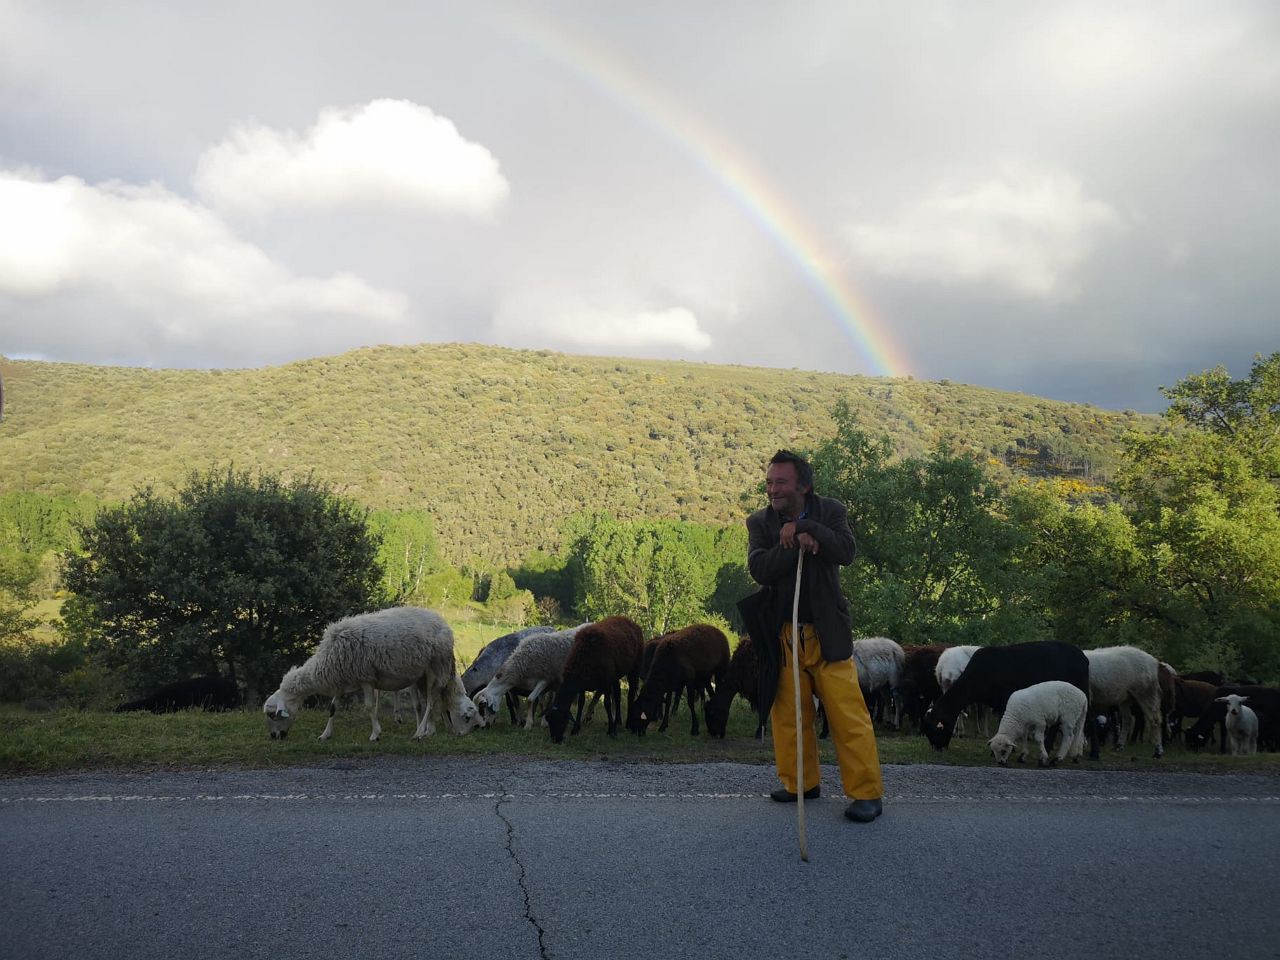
[629,624,730,736]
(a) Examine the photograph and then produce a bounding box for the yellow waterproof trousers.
[771,623,884,801]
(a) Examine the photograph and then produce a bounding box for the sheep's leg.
[570,690,586,735]
[1032,724,1050,767]
[523,681,550,730]
[583,691,601,724]
[318,696,339,741]
[412,678,438,739]
[605,681,619,737]
[364,685,382,742]
[505,691,521,726]
[687,682,700,736]
[1143,691,1163,758]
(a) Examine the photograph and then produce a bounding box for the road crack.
[495,786,551,960]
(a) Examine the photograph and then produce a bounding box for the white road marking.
[1,791,1278,805]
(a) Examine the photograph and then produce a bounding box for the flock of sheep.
[253,605,1277,764]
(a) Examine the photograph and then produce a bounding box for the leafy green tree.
[813,402,1031,646]
[1112,353,1280,677]
[367,508,445,602]
[62,468,387,699]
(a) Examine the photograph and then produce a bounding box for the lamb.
[988,681,1089,767]
[853,636,905,730]
[1218,694,1258,755]
[462,626,555,724]
[545,616,644,742]
[923,640,1089,750]
[704,633,765,740]
[1083,645,1164,759]
[1187,686,1280,753]
[472,626,581,729]
[629,624,730,736]
[115,675,242,713]
[262,606,479,741]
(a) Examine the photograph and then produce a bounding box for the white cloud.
[0,170,408,360]
[193,99,510,219]
[493,290,712,353]
[844,164,1125,300]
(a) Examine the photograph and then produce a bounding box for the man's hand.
[780,522,819,554]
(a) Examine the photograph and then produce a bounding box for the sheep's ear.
[1240,696,1250,703]
[277,706,290,719]
[935,721,944,731]
[1215,696,1228,703]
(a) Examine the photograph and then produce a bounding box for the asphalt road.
[2,758,1277,960]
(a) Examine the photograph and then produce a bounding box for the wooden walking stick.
[791,547,809,862]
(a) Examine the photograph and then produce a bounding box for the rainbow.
[486,9,912,378]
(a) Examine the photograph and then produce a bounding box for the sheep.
[988,681,1089,767]
[923,640,1090,750]
[1083,646,1164,759]
[1218,694,1259,755]
[1187,686,1280,753]
[629,624,731,736]
[853,636,905,730]
[472,626,581,729]
[262,606,479,741]
[545,616,644,742]
[462,626,556,724]
[704,633,765,740]
[1166,677,1220,743]
[115,676,242,713]
[934,644,989,737]
[898,644,945,733]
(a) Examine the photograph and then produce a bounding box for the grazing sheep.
[1166,677,1219,743]
[923,641,1090,750]
[988,681,1089,767]
[473,626,581,729]
[115,676,242,713]
[629,624,731,736]
[704,634,765,740]
[853,636,905,730]
[1083,646,1164,759]
[545,616,644,742]
[1218,695,1259,755]
[899,644,945,733]
[262,607,478,741]
[462,626,556,724]
[934,644,990,737]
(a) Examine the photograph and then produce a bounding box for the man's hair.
[769,449,813,491]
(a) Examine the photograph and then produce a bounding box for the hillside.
[0,344,1153,564]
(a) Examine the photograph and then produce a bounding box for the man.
[745,449,884,823]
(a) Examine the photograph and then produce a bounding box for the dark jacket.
[745,492,857,662]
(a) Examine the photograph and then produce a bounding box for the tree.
[1111,354,1280,677]
[813,401,1031,646]
[62,468,388,699]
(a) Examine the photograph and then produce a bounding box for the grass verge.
[3,701,1279,777]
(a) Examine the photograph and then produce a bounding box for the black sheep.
[922,641,1089,750]
[703,634,765,740]
[114,676,242,713]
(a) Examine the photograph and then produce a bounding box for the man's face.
[765,461,808,517]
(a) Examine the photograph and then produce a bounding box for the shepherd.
[741,449,884,824]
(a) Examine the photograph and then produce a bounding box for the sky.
[1,1,1276,412]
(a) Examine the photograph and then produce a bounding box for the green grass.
[3,701,1277,777]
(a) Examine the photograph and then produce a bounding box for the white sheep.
[852,636,905,729]
[1084,645,1164,759]
[988,680,1089,767]
[934,644,988,736]
[1218,694,1258,755]
[263,606,479,741]
[473,625,583,729]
